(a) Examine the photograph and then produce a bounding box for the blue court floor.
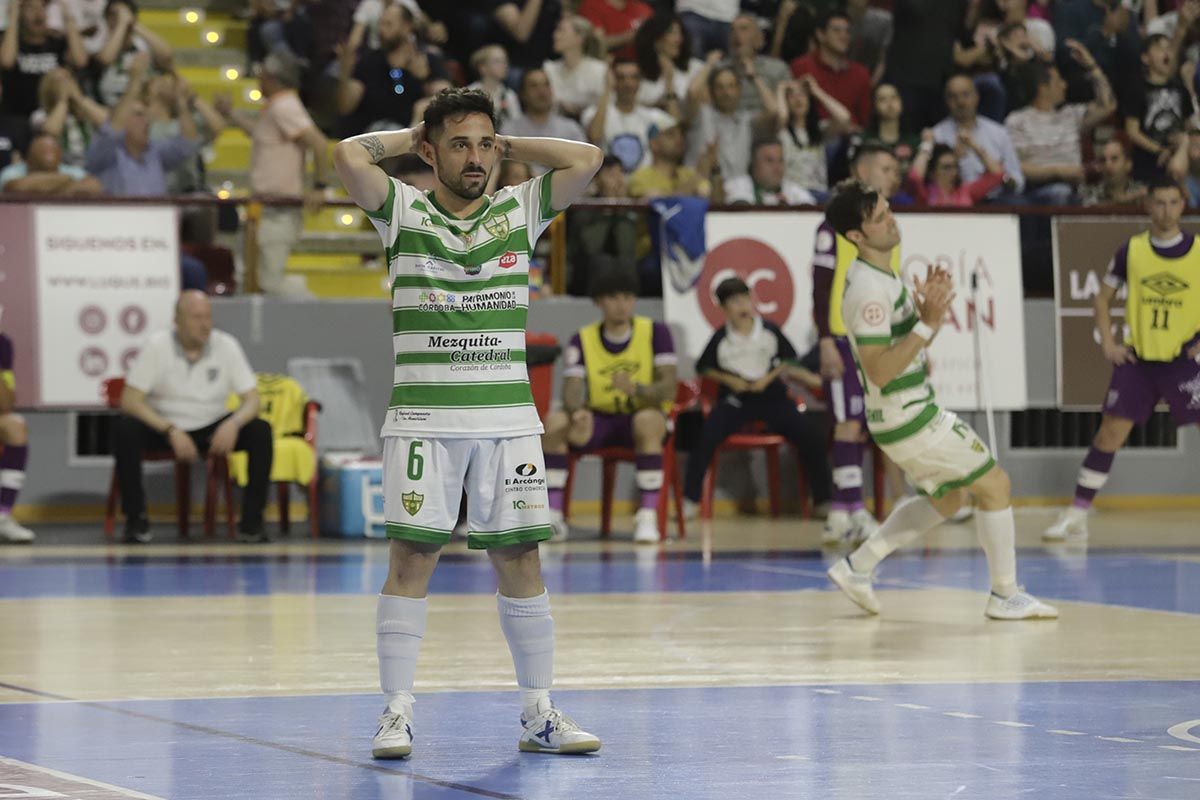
[2,515,1199,800]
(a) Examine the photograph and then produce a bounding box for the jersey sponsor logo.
[417,289,519,312]
[499,251,518,269]
[696,238,795,330]
[515,463,538,477]
[1140,272,1189,297]
[424,334,516,367]
[505,464,546,493]
[861,302,886,326]
[513,499,546,510]
[402,491,424,515]
[484,212,511,240]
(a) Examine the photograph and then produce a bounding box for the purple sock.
[1073,447,1115,510]
[831,440,864,512]
[544,453,568,512]
[635,454,663,511]
[0,443,28,514]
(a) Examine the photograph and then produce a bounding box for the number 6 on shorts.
[407,441,424,481]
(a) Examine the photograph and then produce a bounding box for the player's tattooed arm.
[335,127,424,211]
[358,135,386,163]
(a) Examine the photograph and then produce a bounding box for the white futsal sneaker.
[827,557,881,615]
[850,508,880,545]
[821,510,852,546]
[985,589,1059,620]
[0,514,34,544]
[632,508,660,544]
[1043,506,1089,541]
[372,708,414,759]
[548,510,569,542]
[519,702,601,754]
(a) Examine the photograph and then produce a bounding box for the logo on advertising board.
[696,238,794,330]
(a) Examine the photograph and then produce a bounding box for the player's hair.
[423,88,498,139]
[851,143,896,171]
[518,67,547,99]
[1143,32,1171,55]
[1146,173,1184,196]
[1029,60,1060,92]
[825,179,881,239]
[923,143,961,187]
[715,277,750,305]
[815,9,850,31]
[751,137,782,161]
[589,268,640,299]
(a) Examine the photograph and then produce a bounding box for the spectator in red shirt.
[790,11,872,128]
[578,0,653,60]
[908,128,1005,206]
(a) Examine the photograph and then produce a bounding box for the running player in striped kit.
[821,180,1057,620]
[334,89,604,758]
[1046,176,1200,540]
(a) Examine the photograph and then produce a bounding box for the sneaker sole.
[372,745,412,759]
[827,566,881,615]
[986,609,1060,621]
[519,739,601,754]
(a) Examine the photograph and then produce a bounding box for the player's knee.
[543,409,569,434]
[632,409,666,437]
[973,465,1011,506]
[0,413,27,445]
[932,488,967,518]
[1095,417,1132,452]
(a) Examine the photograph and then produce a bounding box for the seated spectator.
[578,0,652,59]
[884,0,968,133]
[1123,30,1195,179]
[468,45,521,128]
[846,0,893,86]
[409,77,452,127]
[791,11,872,128]
[496,158,532,189]
[489,0,562,71]
[683,277,831,520]
[566,155,636,295]
[725,137,817,205]
[777,76,851,192]
[91,0,173,108]
[676,0,737,58]
[726,12,789,115]
[180,250,208,291]
[909,129,1005,207]
[685,62,778,179]
[583,58,677,172]
[146,74,225,194]
[540,269,678,543]
[116,291,273,544]
[628,120,712,198]
[1053,0,1139,93]
[336,4,444,138]
[248,0,312,75]
[85,52,197,196]
[0,131,102,193]
[851,82,920,172]
[544,14,607,118]
[46,0,110,57]
[991,21,1041,115]
[345,0,446,53]
[0,331,34,543]
[31,67,107,166]
[1081,138,1147,206]
[503,68,587,174]
[0,106,30,170]
[997,0,1055,54]
[592,154,628,198]
[851,142,913,205]
[1,0,87,116]
[933,73,1024,198]
[1005,46,1115,205]
[633,13,704,113]
[217,52,329,297]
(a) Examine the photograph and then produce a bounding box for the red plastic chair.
[561,381,698,541]
[696,378,811,521]
[212,396,323,538]
[102,377,235,540]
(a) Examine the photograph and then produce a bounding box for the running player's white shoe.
[1043,506,1088,541]
[849,508,880,545]
[821,510,853,546]
[519,704,601,754]
[548,510,569,542]
[985,589,1059,620]
[372,708,414,759]
[827,557,881,614]
[0,514,34,543]
[633,508,659,543]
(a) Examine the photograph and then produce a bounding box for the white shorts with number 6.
[382,435,552,549]
[882,409,997,499]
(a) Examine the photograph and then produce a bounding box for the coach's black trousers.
[683,394,832,505]
[113,414,273,530]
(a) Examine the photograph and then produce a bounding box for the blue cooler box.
[320,454,386,538]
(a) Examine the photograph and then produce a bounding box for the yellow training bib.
[579,317,670,415]
[1124,233,1200,361]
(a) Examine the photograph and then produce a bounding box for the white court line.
[851,695,883,702]
[1167,719,1200,745]
[0,755,167,800]
[1097,736,1142,743]
[811,688,841,695]
[1160,745,1200,752]
[1048,729,1089,736]
[944,712,982,719]
[992,721,1035,728]
[896,703,931,710]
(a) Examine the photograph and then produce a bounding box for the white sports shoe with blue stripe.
[372,708,414,759]
[519,704,601,754]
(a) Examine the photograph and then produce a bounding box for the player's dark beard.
[435,152,490,201]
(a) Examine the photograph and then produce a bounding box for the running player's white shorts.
[879,408,996,499]
[382,435,552,549]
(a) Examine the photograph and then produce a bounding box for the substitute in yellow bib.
[0,332,35,543]
[1046,176,1200,541]
[540,270,677,543]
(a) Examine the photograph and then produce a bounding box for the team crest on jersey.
[402,491,424,516]
[484,212,510,240]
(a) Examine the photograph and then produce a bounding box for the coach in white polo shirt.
[115,290,273,543]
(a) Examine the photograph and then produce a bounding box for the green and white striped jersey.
[842,258,939,446]
[365,172,559,438]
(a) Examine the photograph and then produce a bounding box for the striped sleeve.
[845,279,893,347]
[517,170,560,249]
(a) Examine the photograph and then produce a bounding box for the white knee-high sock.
[497,590,554,717]
[377,594,427,715]
[975,507,1019,597]
[849,495,945,572]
